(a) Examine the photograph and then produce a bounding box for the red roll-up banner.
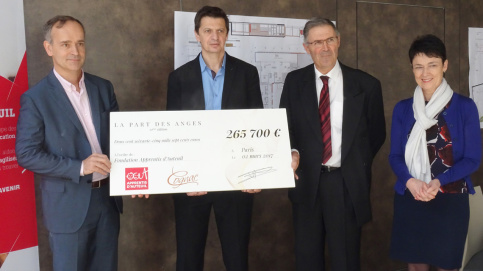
[0,1,40,270]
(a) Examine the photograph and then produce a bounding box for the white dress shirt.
[313,61,343,167]
[53,69,106,182]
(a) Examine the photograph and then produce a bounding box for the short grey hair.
[303,17,339,43]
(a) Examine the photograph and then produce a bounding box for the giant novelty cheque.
[109,109,294,195]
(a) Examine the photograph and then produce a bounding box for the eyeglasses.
[305,37,338,48]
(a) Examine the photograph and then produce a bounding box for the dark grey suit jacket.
[280,62,386,226]
[16,70,122,233]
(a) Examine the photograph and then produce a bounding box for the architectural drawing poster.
[468,27,483,128]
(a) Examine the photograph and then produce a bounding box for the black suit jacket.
[280,63,386,226]
[167,53,263,110]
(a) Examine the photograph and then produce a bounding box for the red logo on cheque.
[125,167,149,190]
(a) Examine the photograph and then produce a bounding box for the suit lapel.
[301,65,324,145]
[221,53,235,109]
[187,54,205,110]
[46,72,86,136]
[340,64,364,162]
[85,76,101,142]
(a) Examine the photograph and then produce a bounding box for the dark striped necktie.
[319,75,332,164]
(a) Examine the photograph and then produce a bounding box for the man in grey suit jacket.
[280,18,386,270]
[167,6,263,271]
[15,15,122,271]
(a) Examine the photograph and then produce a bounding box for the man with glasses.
[280,17,386,270]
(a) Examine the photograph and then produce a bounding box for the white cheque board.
[109,109,294,195]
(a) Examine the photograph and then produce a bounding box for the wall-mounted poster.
[468,27,483,128]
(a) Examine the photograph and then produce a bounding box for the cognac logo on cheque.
[167,168,199,188]
[125,167,149,190]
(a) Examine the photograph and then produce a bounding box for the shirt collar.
[314,60,341,80]
[53,68,85,94]
[199,53,226,74]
